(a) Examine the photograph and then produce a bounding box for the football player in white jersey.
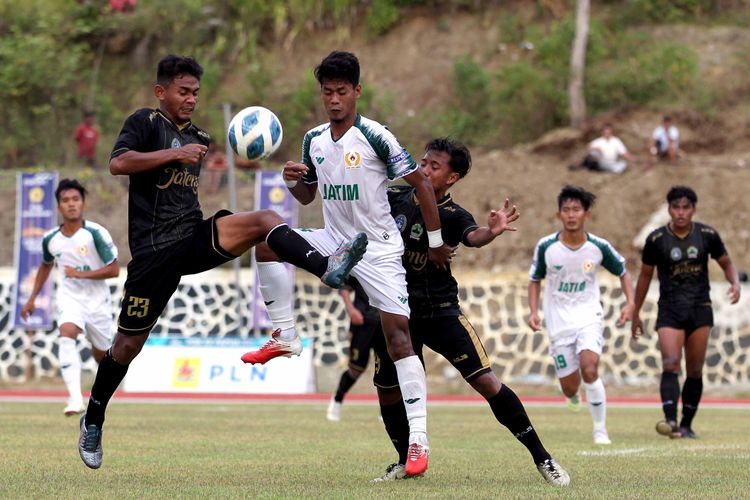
[527,185,634,445]
[242,51,452,477]
[21,179,119,416]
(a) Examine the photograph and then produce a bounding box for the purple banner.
[12,172,58,330]
[251,171,298,331]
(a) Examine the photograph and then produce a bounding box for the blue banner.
[12,172,58,329]
[251,171,298,331]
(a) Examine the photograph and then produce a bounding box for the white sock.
[256,261,296,341]
[394,355,428,443]
[58,337,82,404]
[585,378,607,431]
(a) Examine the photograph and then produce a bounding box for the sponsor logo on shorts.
[397,295,408,304]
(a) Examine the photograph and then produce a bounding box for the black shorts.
[373,314,491,388]
[118,210,235,335]
[348,319,383,371]
[655,304,714,335]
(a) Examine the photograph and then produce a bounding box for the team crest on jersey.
[410,223,423,240]
[582,260,594,272]
[670,247,682,261]
[344,151,361,168]
[394,214,407,232]
[687,246,699,259]
[171,138,181,149]
[77,245,89,256]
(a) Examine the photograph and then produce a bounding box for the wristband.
[427,229,444,248]
[284,178,298,188]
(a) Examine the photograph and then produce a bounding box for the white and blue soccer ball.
[227,106,283,161]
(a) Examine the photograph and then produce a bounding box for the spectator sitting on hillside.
[569,124,635,174]
[203,144,228,195]
[646,115,679,169]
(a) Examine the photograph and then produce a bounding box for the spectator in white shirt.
[646,115,679,169]
[570,124,635,174]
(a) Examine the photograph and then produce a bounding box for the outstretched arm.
[466,199,519,248]
[631,264,655,339]
[717,254,741,304]
[110,144,208,175]
[403,169,452,268]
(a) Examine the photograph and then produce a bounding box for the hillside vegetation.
[1,0,749,273]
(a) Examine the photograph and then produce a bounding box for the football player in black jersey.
[371,138,570,486]
[632,186,740,439]
[77,55,367,469]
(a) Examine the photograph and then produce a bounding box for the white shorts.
[56,295,114,351]
[294,228,410,317]
[549,323,603,378]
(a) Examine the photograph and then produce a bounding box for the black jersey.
[388,185,479,319]
[111,108,210,257]
[642,222,727,309]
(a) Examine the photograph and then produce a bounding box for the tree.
[568,0,590,129]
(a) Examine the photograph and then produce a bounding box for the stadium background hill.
[0,0,748,273]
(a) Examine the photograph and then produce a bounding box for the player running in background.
[242,51,452,477]
[632,186,740,439]
[373,138,570,486]
[77,55,366,469]
[326,276,383,422]
[528,185,634,446]
[22,179,119,416]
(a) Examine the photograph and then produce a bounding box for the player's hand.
[728,283,741,304]
[20,300,35,320]
[488,199,519,235]
[177,144,208,165]
[428,244,455,270]
[631,315,644,340]
[528,313,542,332]
[347,308,364,326]
[64,266,79,279]
[617,302,635,327]
[282,161,309,185]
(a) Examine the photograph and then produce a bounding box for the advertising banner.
[122,336,315,394]
[251,171,298,331]
[12,172,58,330]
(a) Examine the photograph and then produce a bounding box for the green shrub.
[366,0,401,37]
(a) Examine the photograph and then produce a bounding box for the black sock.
[680,376,703,429]
[380,400,409,465]
[266,224,327,277]
[85,350,129,428]
[334,370,358,403]
[488,385,551,465]
[660,372,680,422]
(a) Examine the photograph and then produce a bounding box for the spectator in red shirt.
[74,111,100,168]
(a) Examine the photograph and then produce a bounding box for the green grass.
[1,402,748,498]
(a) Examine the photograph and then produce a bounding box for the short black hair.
[425,137,472,178]
[314,51,360,87]
[558,185,596,211]
[157,55,203,85]
[55,178,87,203]
[663,115,672,122]
[666,185,697,206]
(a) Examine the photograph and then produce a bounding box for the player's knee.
[685,367,703,379]
[258,209,284,231]
[112,334,147,364]
[662,356,681,373]
[581,365,599,383]
[386,334,412,360]
[255,241,278,262]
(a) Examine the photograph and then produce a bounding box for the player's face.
[155,74,200,126]
[668,197,695,230]
[556,199,588,232]
[57,189,84,222]
[320,80,360,124]
[420,150,459,195]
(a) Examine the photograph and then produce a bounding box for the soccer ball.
[227,106,283,161]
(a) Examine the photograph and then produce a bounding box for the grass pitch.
[1,400,748,499]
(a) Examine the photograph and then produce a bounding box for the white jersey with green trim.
[300,114,417,258]
[42,220,118,306]
[529,232,625,340]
